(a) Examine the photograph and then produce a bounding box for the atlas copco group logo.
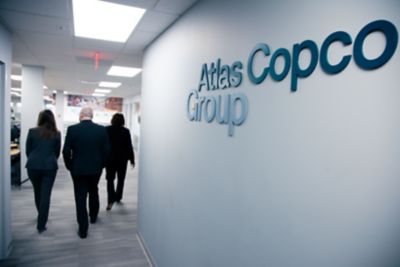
[186,20,398,137]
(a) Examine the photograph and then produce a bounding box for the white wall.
[0,22,12,259]
[138,1,400,267]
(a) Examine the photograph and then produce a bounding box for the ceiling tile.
[124,30,158,53]
[135,10,178,33]
[0,0,70,19]
[101,0,158,9]
[11,35,40,65]
[13,30,74,69]
[0,10,71,35]
[74,51,119,65]
[3,0,196,97]
[154,0,198,15]
[15,30,73,50]
[113,53,143,67]
[73,37,125,53]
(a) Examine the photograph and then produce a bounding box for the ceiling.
[0,0,198,98]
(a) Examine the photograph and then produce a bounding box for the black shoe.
[90,217,97,224]
[78,230,87,239]
[106,202,113,211]
[37,227,47,234]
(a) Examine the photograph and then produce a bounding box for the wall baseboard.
[136,231,157,267]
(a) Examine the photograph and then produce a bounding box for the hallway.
[1,163,150,267]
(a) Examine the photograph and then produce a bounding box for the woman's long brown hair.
[37,109,59,139]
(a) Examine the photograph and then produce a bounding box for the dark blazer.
[62,120,110,176]
[106,125,135,167]
[25,127,61,170]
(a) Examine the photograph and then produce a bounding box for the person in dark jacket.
[26,109,61,233]
[105,113,135,211]
[62,107,109,239]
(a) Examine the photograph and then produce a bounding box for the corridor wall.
[138,1,400,266]
[0,22,12,259]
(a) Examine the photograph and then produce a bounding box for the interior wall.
[0,22,12,259]
[138,1,400,267]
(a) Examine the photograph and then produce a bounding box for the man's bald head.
[79,107,93,121]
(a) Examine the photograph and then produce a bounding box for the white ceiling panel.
[74,51,118,66]
[15,30,73,50]
[135,10,178,33]
[32,52,75,69]
[73,37,125,53]
[0,0,71,19]
[124,30,158,53]
[11,36,40,65]
[113,53,143,68]
[0,10,71,35]
[101,0,158,10]
[154,0,198,15]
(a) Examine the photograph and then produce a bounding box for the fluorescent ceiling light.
[107,66,142,77]
[52,90,57,94]
[11,75,22,81]
[99,82,121,88]
[95,89,111,93]
[72,0,146,43]
[43,85,48,89]
[92,93,106,97]
[11,88,22,92]
[64,91,68,95]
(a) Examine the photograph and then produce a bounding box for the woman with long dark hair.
[25,109,61,233]
[105,113,135,211]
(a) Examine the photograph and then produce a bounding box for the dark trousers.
[106,161,128,204]
[28,169,57,230]
[72,175,101,234]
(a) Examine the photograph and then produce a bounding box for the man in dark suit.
[62,107,109,238]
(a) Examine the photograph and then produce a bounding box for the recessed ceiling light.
[72,0,146,43]
[107,66,142,77]
[64,91,69,95]
[52,90,57,94]
[11,88,22,92]
[99,82,121,88]
[43,85,48,89]
[95,89,111,93]
[11,75,22,81]
[92,93,106,97]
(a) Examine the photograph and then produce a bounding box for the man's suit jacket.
[25,127,61,170]
[62,120,110,177]
[106,125,135,167]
